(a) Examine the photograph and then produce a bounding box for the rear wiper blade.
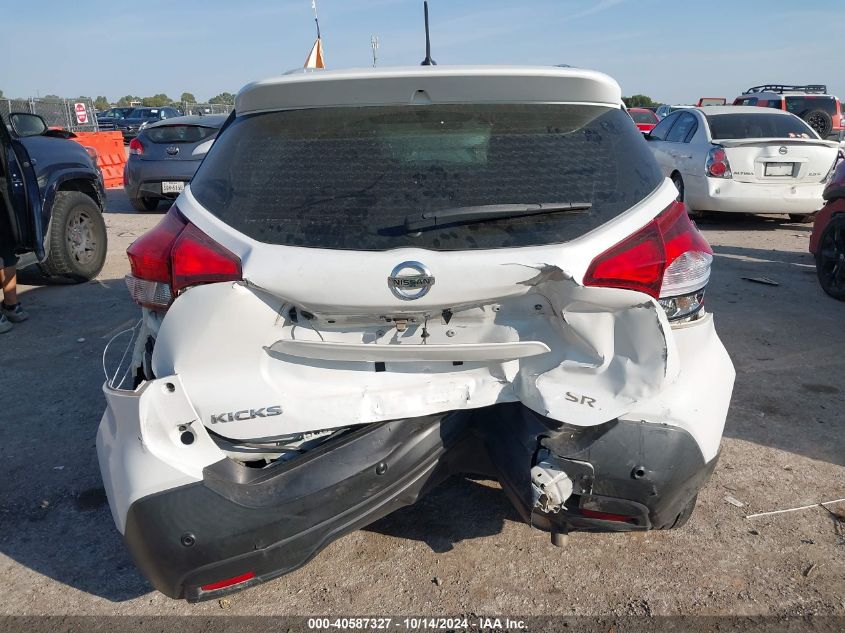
[404,202,592,232]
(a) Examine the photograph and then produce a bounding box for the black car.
[124,115,227,212]
[114,106,183,142]
[1,112,108,281]
[96,106,136,131]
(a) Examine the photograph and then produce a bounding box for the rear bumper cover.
[688,177,825,214]
[123,158,200,200]
[114,406,715,601]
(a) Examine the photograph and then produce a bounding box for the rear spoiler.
[714,137,840,148]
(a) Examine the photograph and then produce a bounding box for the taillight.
[125,206,241,310]
[200,571,255,592]
[584,201,713,322]
[128,138,144,155]
[706,145,732,179]
[171,223,243,293]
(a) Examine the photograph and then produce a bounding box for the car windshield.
[630,110,657,124]
[785,96,837,116]
[705,113,816,139]
[128,108,154,118]
[146,125,218,144]
[190,103,663,251]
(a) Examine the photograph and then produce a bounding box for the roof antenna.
[420,1,436,66]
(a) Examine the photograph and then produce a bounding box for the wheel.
[38,191,107,282]
[670,173,684,202]
[815,215,845,300]
[802,109,833,138]
[661,494,698,530]
[788,213,815,224]
[130,196,160,212]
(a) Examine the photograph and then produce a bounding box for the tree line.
[0,89,235,109]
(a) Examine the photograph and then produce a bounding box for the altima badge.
[388,261,435,300]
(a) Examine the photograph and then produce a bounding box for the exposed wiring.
[102,319,142,389]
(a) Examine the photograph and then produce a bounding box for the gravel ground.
[0,190,842,620]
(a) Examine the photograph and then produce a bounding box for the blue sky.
[2,1,842,104]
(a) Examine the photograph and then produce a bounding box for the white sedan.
[645,105,840,222]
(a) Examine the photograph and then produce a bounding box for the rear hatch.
[139,68,689,441]
[706,111,839,183]
[137,123,218,162]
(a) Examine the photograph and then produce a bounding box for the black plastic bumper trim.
[121,404,716,601]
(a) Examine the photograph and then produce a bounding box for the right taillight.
[584,201,713,322]
[125,206,241,310]
[706,145,732,179]
[128,137,144,155]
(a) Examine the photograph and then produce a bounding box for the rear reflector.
[584,201,713,303]
[200,571,255,592]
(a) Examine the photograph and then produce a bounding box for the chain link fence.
[0,97,99,132]
[1,98,234,131]
[181,102,234,116]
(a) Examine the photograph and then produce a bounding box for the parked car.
[98,65,734,601]
[656,104,693,119]
[124,115,227,212]
[114,106,183,142]
[1,112,107,281]
[810,156,845,299]
[733,85,844,143]
[96,106,135,131]
[645,106,839,222]
[628,107,659,132]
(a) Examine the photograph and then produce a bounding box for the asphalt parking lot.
[0,188,842,618]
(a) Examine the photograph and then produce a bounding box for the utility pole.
[370,35,379,67]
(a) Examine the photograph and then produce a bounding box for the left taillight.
[125,206,241,311]
[584,201,713,322]
[128,137,144,155]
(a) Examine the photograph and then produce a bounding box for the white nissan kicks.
[97,65,735,601]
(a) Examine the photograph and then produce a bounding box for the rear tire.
[802,109,833,138]
[815,215,845,300]
[38,191,107,282]
[130,196,160,212]
[788,213,815,224]
[671,173,685,202]
[662,494,698,530]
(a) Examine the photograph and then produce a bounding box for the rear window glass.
[191,104,663,251]
[705,113,815,139]
[785,96,837,116]
[630,110,657,124]
[146,125,217,144]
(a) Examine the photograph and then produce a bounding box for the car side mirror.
[643,133,654,140]
[9,112,48,137]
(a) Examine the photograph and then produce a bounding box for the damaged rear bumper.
[102,401,716,601]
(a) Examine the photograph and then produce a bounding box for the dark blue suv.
[1,112,107,281]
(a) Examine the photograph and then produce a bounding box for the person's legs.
[1,264,17,305]
[1,263,27,323]
[0,266,10,333]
